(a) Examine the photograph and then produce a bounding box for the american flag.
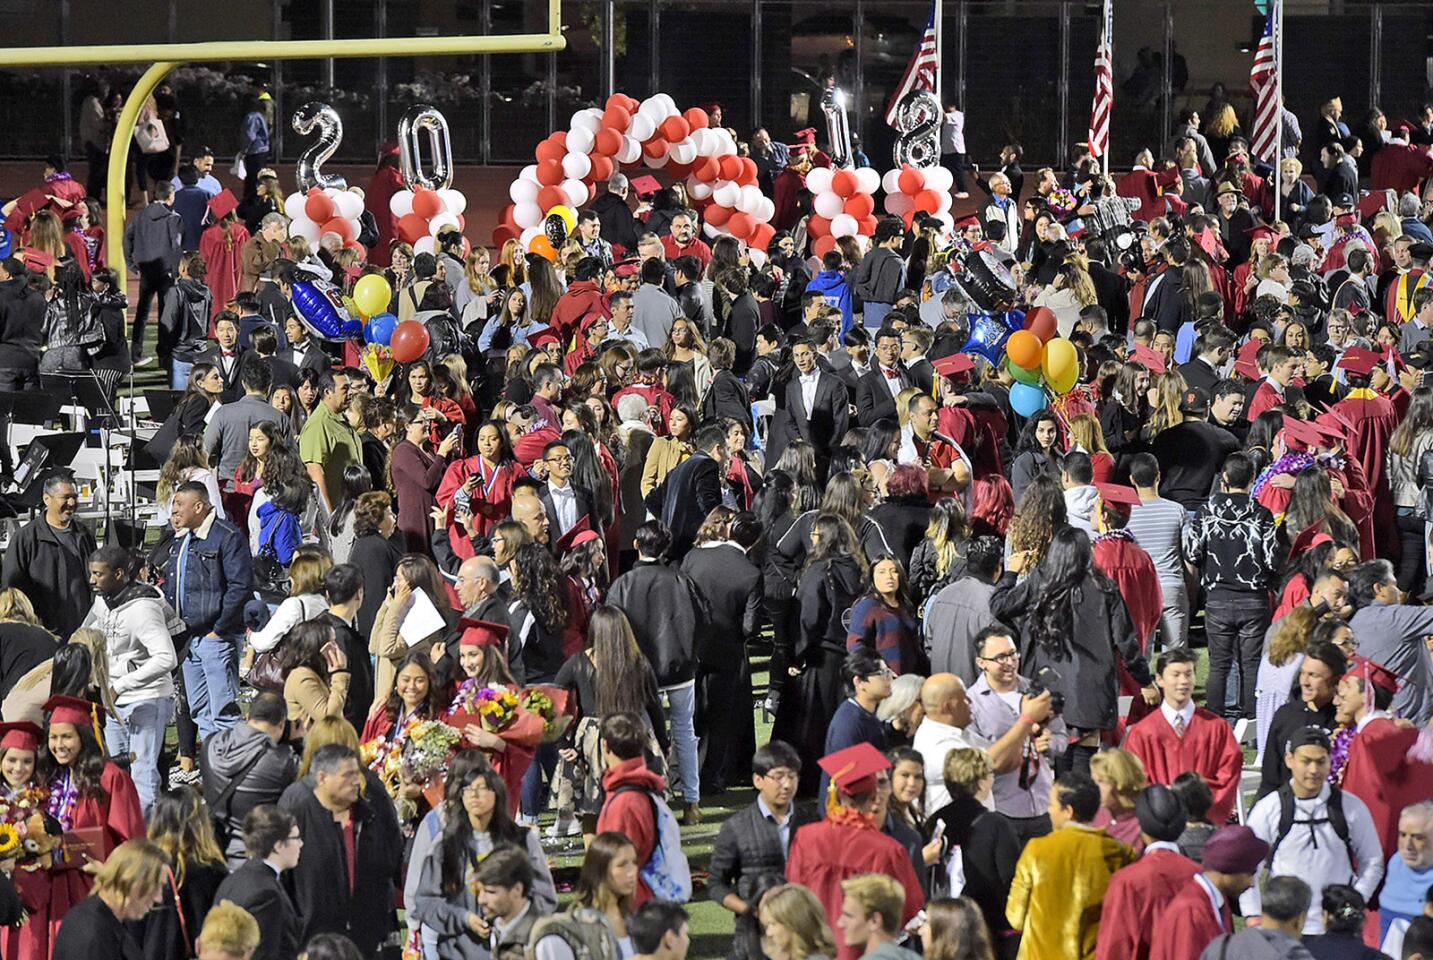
[1087,0,1113,161]
[1249,8,1280,162]
[884,0,940,127]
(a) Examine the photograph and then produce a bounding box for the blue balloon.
[1010,381,1048,418]
[366,312,398,346]
[1000,309,1025,333]
[960,312,1013,365]
[292,279,359,342]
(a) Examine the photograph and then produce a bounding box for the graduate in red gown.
[936,355,1008,478]
[1232,227,1278,320]
[198,190,249,323]
[435,421,518,555]
[27,696,144,960]
[1124,650,1245,826]
[785,743,924,960]
[0,721,52,960]
[1092,484,1164,653]
[1096,785,1202,960]
[1327,347,1401,560]
[365,145,405,267]
[564,313,609,376]
[1245,345,1299,422]
[1150,825,1267,960]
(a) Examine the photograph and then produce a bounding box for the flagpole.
[1102,0,1112,176]
[934,0,944,109]
[1273,0,1282,225]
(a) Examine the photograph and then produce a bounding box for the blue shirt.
[241,111,270,156]
[756,796,792,852]
[817,698,888,799]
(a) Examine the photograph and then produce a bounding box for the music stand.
[10,432,86,511]
[0,389,68,482]
[143,390,184,425]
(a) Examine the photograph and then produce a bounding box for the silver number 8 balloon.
[398,104,454,191]
[892,89,942,169]
[291,102,347,192]
[820,87,854,171]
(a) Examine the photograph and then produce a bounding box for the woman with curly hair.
[990,527,1155,774]
[248,439,314,567]
[155,433,223,527]
[909,497,972,603]
[1099,362,1151,464]
[758,884,836,960]
[1005,474,1068,573]
[1009,411,1064,502]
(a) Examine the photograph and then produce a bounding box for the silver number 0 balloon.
[892,89,942,169]
[397,104,454,191]
[291,102,347,192]
[820,87,854,170]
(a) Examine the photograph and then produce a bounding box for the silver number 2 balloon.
[397,104,454,191]
[892,89,942,169]
[820,87,854,170]
[291,102,347,192]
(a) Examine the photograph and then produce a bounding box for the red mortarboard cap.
[1131,344,1167,374]
[1336,346,1381,376]
[1245,225,1280,243]
[1342,655,1403,696]
[613,258,642,278]
[818,742,891,796]
[791,128,817,146]
[1094,482,1142,508]
[380,141,400,157]
[1287,520,1332,560]
[932,353,976,379]
[1356,192,1391,220]
[1233,340,1263,380]
[1202,825,1270,874]
[528,327,560,349]
[628,175,661,196]
[1335,211,1360,227]
[1317,406,1357,441]
[953,214,980,230]
[208,188,241,221]
[1281,418,1341,452]
[456,617,509,648]
[0,721,42,753]
[21,249,54,273]
[579,311,610,335]
[553,515,595,554]
[43,694,97,729]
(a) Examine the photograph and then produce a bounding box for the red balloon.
[589,155,614,182]
[642,137,669,159]
[551,131,567,150]
[605,94,628,111]
[843,193,874,218]
[858,215,878,235]
[831,170,859,198]
[693,157,721,183]
[397,213,429,245]
[390,320,431,364]
[727,211,754,240]
[897,167,925,195]
[705,204,733,227]
[594,128,623,157]
[492,225,520,248]
[739,157,759,186]
[535,137,566,165]
[412,188,443,220]
[536,160,564,186]
[912,189,942,214]
[321,216,356,244]
[304,190,335,224]
[456,214,466,233]
[602,105,631,131]
[717,155,742,182]
[749,222,776,251]
[537,185,567,212]
[660,116,690,142]
[498,203,517,227]
[1023,306,1059,344]
[812,235,838,259]
[806,215,831,239]
[683,107,709,130]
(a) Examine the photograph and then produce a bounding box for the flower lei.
[1328,724,1356,785]
[1094,529,1137,547]
[46,770,79,831]
[1250,451,1345,499]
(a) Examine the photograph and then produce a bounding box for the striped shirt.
[1126,496,1190,585]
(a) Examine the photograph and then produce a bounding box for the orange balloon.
[1006,330,1043,370]
[528,235,558,262]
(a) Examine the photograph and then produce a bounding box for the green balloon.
[1008,357,1042,385]
[1254,0,1270,11]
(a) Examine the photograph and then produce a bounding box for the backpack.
[1267,782,1356,876]
[419,311,465,363]
[525,905,623,960]
[611,784,693,902]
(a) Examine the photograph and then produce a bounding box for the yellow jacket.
[1006,823,1135,960]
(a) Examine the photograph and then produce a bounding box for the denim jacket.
[163,510,254,639]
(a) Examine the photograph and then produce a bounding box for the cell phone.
[448,424,462,441]
[930,819,946,841]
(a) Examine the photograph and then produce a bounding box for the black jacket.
[0,274,46,369]
[539,481,603,543]
[278,780,404,956]
[129,860,228,960]
[680,542,763,668]
[795,555,866,663]
[202,722,300,864]
[929,793,1022,938]
[53,891,142,960]
[855,366,912,427]
[589,191,639,252]
[0,515,96,639]
[851,246,905,305]
[1178,356,1221,397]
[783,369,850,466]
[1183,491,1280,595]
[869,498,932,570]
[323,611,375,734]
[0,620,58,704]
[708,800,820,960]
[350,530,405,638]
[701,369,752,430]
[771,510,892,596]
[726,293,760,375]
[647,451,724,560]
[606,559,699,686]
[279,336,329,375]
[213,858,303,960]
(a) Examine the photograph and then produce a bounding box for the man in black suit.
[233,290,287,351]
[256,262,295,337]
[243,325,300,391]
[212,804,303,960]
[709,741,819,960]
[646,422,728,560]
[855,326,912,426]
[537,438,602,542]
[1177,323,1234,397]
[198,310,247,402]
[322,564,374,735]
[902,323,936,394]
[784,338,849,480]
[280,313,330,376]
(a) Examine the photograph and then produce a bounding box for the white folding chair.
[1233,718,1261,823]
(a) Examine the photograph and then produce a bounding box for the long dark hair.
[1015,412,1062,455]
[37,714,108,801]
[807,513,868,579]
[588,606,659,716]
[50,643,95,699]
[438,756,526,895]
[510,542,568,633]
[1284,467,1358,547]
[866,553,913,613]
[575,831,637,915]
[53,259,89,335]
[278,620,336,676]
[1028,526,1099,658]
[383,650,443,720]
[562,428,613,525]
[860,419,901,465]
[260,441,312,515]
[328,463,374,539]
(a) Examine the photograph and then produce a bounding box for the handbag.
[135,117,170,154]
[246,523,289,692]
[230,152,248,181]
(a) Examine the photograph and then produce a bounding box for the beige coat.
[283,665,350,729]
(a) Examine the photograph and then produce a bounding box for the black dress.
[128,860,230,960]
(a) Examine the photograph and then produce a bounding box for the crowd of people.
[4,82,1433,960]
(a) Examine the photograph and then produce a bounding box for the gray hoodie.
[122,201,183,270]
[1199,928,1315,960]
[84,582,181,706]
[202,723,299,865]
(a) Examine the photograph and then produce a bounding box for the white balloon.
[520,164,540,183]
[285,191,307,216]
[923,166,954,192]
[690,128,714,155]
[513,202,543,230]
[881,168,903,194]
[617,136,643,165]
[562,152,593,180]
[738,184,764,214]
[519,225,542,248]
[628,114,657,143]
[438,188,468,215]
[562,178,590,206]
[806,167,834,195]
[668,139,697,165]
[830,213,858,239]
[639,97,666,121]
[570,110,602,133]
[748,248,767,270]
[389,190,414,218]
[414,236,437,256]
[509,179,539,204]
[641,152,667,169]
[814,191,844,219]
[566,127,596,155]
[935,192,953,214]
[756,197,775,222]
[288,215,320,243]
[703,221,723,240]
[686,178,714,201]
[713,182,741,207]
[428,212,460,237]
[713,129,737,155]
[333,190,364,220]
[932,211,955,234]
[655,93,679,116]
[855,167,882,196]
[885,192,914,216]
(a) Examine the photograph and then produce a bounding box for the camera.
[1028,666,1066,717]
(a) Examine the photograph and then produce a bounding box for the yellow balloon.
[546,204,577,232]
[1041,338,1079,395]
[353,273,393,319]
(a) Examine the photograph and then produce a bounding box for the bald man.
[913,672,1052,812]
[510,494,550,545]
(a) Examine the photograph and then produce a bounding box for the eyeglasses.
[979,651,1019,664]
[545,454,574,465]
[761,770,799,784]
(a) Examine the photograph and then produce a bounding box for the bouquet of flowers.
[363,716,460,822]
[402,719,462,784]
[450,681,522,733]
[0,787,48,854]
[521,686,574,743]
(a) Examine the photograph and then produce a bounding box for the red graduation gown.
[1329,391,1400,561]
[435,455,516,544]
[199,221,252,323]
[786,815,924,960]
[1123,707,1245,826]
[1095,848,1202,960]
[1093,534,1163,655]
[1339,718,1433,858]
[1245,380,1285,422]
[1150,876,1232,960]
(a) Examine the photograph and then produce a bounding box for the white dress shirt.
[799,369,821,416]
[547,481,578,535]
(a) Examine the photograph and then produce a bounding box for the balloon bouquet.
[351,273,432,390]
[387,105,470,258]
[959,303,1078,418]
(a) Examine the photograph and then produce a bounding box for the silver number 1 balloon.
[397,104,454,191]
[820,87,854,170]
[292,102,347,192]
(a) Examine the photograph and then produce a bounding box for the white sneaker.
[135,355,157,368]
[516,814,540,828]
